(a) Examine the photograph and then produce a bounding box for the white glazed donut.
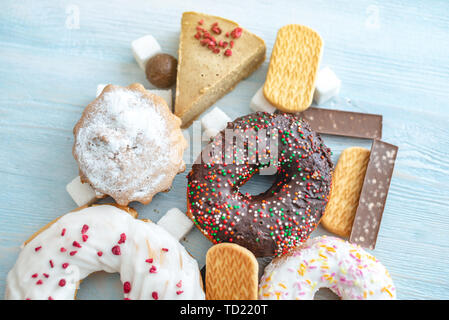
[5,205,205,300]
[259,236,396,300]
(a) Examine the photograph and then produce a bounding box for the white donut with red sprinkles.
[5,205,205,300]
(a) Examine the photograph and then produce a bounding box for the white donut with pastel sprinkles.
[5,205,205,300]
[259,235,396,300]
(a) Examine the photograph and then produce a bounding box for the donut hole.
[313,287,340,300]
[75,272,123,300]
[238,171,277,197]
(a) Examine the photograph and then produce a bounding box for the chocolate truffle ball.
[145,53,178,88]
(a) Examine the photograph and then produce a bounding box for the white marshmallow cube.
[66,176,97,207]
[313,67,341,105]
[148,89,172,110]
[157,208,194,241]
[250,85,276,113]
[201,107,231,135]
[131,35,162,70]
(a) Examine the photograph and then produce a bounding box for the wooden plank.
[1,0,449,300]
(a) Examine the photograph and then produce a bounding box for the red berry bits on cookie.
[193,20,243,57]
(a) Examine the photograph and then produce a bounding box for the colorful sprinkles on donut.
[258,236,396,300]
[187,112,333,257]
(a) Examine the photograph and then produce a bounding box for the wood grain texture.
[1,0,449,300]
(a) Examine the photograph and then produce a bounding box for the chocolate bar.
[349,140,398,249]
[298,107,383,139]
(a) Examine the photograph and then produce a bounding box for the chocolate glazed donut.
[187,112,333,257]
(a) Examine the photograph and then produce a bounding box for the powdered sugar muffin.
[73,83,187,205]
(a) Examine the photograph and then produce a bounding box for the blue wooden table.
[1,0,449,300]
